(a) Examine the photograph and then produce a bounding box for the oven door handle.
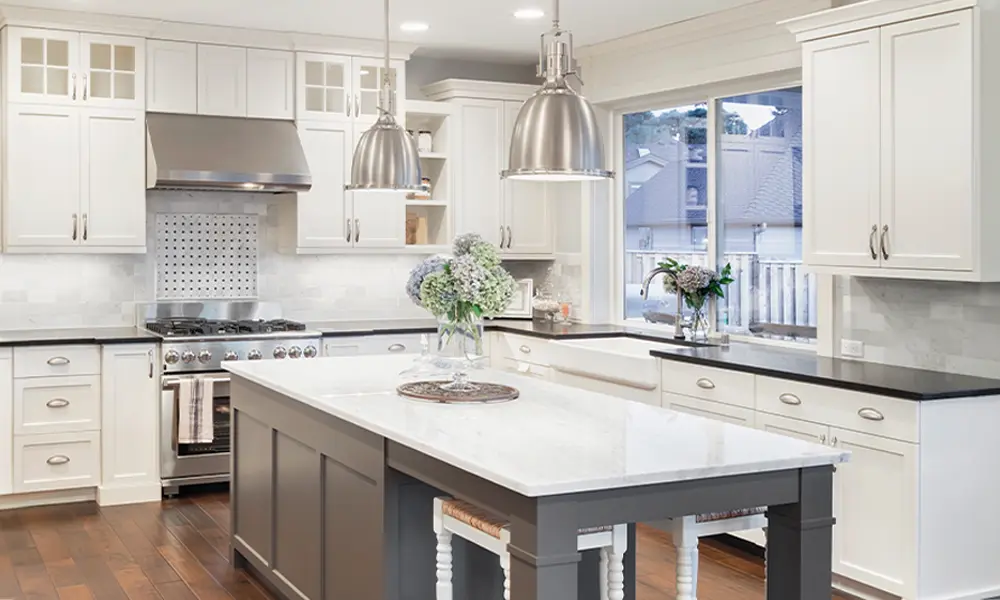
[162,375,231,451]
[162,375,231,388]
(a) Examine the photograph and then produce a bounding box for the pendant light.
[502,0,613,182]
[346,0,421,192]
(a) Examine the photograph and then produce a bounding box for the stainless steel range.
[140,302,321,495]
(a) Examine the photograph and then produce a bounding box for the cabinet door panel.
[247,49,294,119]
[662,392,754,427]
[352,57,405,124]
[6,105,81,248]
[81,108,146,248]
[80,34,144,109]
[296,53,351,122]
[296,121,352,248]
[880,11,973,271]
[831,428,916,597]
[502,100,553,255]
[6,28,79,106]
[802,30,881,268]
[0,351,12,495]
[197,44,247,117]
[756,412,829,445]
[146,40,196,114]
[458,101,504,246]
[351,193,405,248]
[101,345,158,489]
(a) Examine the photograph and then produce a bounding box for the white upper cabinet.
[352,192,406,248]
[790,3,997,281]
[79,34,144,109]
[295,53,405,124]
[458,100,504,247]
[197,44,248,117]
[285,120,353,250]
[6,28,143,109]
[879,11,973,272]
[803,30,881,269]
[502,100,552,256]
[146,39,197,113]
[247,48,294,120]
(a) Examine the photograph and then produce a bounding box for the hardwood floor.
[0,491,849,599]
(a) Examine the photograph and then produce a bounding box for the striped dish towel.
[177,378,215,444]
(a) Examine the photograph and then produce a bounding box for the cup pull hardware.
[858,407,885,421]
[695,378,715,390]
[46,398,70,409]
[46,356,70,366]
[46,455,70,466]
[778,393,802,406]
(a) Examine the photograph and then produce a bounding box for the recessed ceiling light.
[400,22,429,32]
[514,8,545,19]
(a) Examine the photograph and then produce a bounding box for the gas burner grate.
[146,317,308,337]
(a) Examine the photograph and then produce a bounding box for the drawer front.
[755,376,918,443]
[14,375,101,435]
[14,345,101,378]
[660,360,755,408]
[14,431,101,493]
[501,358,552,381]
[360,333,428,355]
[495,333,550,366]
[662,392,756,428]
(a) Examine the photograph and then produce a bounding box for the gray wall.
[406,56,536,99]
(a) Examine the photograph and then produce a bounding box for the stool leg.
[608,546,625,600]
[435,530,453,600]
[599,548,610,600]
[671,517,698,600]
[500,551,511,600]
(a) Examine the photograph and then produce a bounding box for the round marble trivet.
[397,381,519,404]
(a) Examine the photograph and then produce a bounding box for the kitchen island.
[223,355,848,600]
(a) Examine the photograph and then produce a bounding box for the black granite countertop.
[650,344,1000,401]
[0,327,160,347]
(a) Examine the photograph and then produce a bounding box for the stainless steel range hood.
[146,113,311,193]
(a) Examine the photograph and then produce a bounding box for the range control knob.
[164,350,181,364]
[181,351,196,364]
[247,349,262,361]
[223,350,239,361]
[303,345,317,358]
[288,346,302,359]
[273,346,287,359]
[198,350,212,364]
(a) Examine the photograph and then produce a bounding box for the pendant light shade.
[501,0,613,182]
[345,0,422,192]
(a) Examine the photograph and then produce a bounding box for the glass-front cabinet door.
[296,52,351,122]
[80,35,145,109]
[7,27,79,105]
[352,57,405,124]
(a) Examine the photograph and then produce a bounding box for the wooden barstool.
[433,497,628,600]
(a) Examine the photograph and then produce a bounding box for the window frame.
[611,76,819,350]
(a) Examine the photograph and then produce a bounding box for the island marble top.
[224,355,848,497]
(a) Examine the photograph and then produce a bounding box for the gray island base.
[223,356,845,600]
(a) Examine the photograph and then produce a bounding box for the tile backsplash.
[0,191,572,329]
[839,276,1000,377]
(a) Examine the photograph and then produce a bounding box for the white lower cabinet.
[0,350,12,496]
[662,392,755,426]
[322,333,428,357]
[100,344,160,504]
[14,375,100,435]
[831,427,917,597]
[14,430,100,493]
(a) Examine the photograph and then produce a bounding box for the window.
[621,87,814,342]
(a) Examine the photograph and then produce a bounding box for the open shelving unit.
[404,99,456,250]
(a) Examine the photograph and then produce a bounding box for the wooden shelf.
[419,152,447,160]
[406,199,449,207]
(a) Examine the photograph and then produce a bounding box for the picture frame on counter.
[501,279,533,318]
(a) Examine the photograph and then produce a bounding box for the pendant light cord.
[552,0,560,30]
[381,0,391,114]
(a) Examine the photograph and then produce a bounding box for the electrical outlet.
[840,339,865,358]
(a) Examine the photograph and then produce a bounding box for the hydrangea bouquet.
[405,234,516,388]
[658,258,734,338]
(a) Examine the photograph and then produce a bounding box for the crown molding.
[781,0,979,41]
[421,78,539,102]
[0,5,417,60]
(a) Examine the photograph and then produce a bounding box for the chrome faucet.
[639,267,686,340]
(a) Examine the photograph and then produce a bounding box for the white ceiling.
[5,0,758,61]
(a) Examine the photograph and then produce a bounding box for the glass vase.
[435,315,486,391]
[686,308,710,342]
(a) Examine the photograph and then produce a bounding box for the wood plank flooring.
[0,491,849,599]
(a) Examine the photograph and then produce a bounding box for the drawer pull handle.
[519,345,531,354]
[387,344,406,353]
[46,356,71,366]
[46,398,70,409]
[46,455,70,466]
[858,407,884,421]
[695,378,715,390]
[778,393,802,406]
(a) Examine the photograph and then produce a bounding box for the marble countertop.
[651,344,1000,401]
[0,327,159,347]
[223,355,848,497]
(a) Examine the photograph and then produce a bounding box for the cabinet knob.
[778,393,802,406]
[47,356,70,366]
[695,377,715,390]
[46,455,70,466]
[46,398,70,409]
[858,407,884,422]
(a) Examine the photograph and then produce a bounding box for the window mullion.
[706,97,720,333]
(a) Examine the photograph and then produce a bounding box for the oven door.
[160,373,231,486]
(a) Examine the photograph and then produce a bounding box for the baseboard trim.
[0,488,96,511]
[97,483,162,506]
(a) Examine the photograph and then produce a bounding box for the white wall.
[406,56,537,99]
